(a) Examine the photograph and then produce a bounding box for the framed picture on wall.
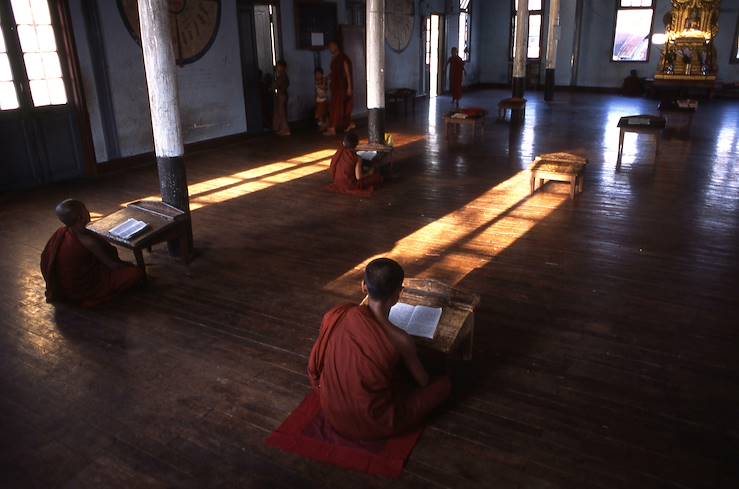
[294,0,337,50]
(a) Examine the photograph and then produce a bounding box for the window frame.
[610,0,656,63]
[509,0,544,61]
[458,0,471,61]
[731,14,739,64]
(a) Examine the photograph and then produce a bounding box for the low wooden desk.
[362,278,480,360]
[87,200,191,269]
[616,115,666,171]
[357,142,394,178]
[658,100,696,136]
[497,98,526,122]
[385,88,416,116]
[444,111,487,140]
[530,152,588,200]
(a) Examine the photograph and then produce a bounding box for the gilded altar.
[655,0,720,81]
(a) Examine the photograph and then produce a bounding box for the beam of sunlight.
[324,170,570,295]
[129,135,426,211]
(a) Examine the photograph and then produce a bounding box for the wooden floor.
[2,90,739,488]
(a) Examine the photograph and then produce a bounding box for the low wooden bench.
[530,152,588,200]
[616,115,666,171]
[444,110,487,140]
[498,97,527,122]
[87,200,191,269]
[362,278,480,360]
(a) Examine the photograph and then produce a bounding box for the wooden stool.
[616,115,666,171]
[529,152,588,200]
[498,97,527,122]
[444,111,487,140]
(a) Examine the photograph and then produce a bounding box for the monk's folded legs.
[395,375,452,434]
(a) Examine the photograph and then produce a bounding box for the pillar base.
[512,77,525,98]
[156,155,193,255]
[368,108,385,145]
[544,68,555,101]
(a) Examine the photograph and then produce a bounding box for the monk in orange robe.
[308,258,451,440]
[40,199,145,307]
[323,40,355,136]
[446,47,465,108]
[327,132,383,197]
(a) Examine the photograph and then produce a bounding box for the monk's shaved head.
[364,258,404,301]
[55,199,88,226]
[343,132,359,149]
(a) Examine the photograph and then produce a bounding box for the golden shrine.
[655,0,720,81]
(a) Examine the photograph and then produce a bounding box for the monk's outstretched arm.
[397,334,430,387]
[77,233,124,270]
[354,157,363,181]
[343,61,352,96]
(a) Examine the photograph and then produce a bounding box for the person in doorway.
[40,199,145,307]
[327,132,383,196]
[308,258,451,440]
[272,59,291,136]
[314,67,329,130]
[323,40,355,136]
[446,47,466,108]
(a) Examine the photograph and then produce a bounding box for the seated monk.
[308,258,451,440]
[327,132,383,197]
[40,199,145,307]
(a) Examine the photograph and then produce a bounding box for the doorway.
[423,14,444,97]
[0,0,88,190]
[236,1,281,133]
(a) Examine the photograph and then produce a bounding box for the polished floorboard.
[1,90,738,488]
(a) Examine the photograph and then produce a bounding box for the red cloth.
[329,53,353,131]
[327,148,383,197]
[265,390,422,478]
[449,56,464,101]
[308,304,451,440]
[40,227,144,307]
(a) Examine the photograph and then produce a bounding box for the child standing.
[272,60,290,136]
[314,67,329,130]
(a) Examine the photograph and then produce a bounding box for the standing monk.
[446,47,465,108]
[40,199,145,307]
[272,59,291,136]
[323,40,355,136]
[308,258,451,440]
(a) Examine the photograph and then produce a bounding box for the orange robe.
[40,227,145,307]
[329,53,353,131]
[449,56,464,102]
[308,304,451,440]
[327,148,383,197]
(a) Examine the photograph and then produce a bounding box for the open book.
[109,218,148,240]
[389,303,443,339]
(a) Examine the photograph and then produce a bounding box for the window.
[458,0,471,61]
[0,13,20,110]
[611,0,654,62]
[10,0,67,106]
[511,0,542,60]
[733,15,739,63]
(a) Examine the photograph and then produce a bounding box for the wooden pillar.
[137,0,192,253]
[366,0,385,144]
[513,0,529,98]
[570,0,583,87]
[544,0,560,101]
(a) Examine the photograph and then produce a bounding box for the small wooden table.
[385,88,416,116]
[530,153,588,200]
[444,111,487,140]
[362,278,480,360]
[357,142,394,178]
[616,115,666,171]
[497,97,527,122]
[658,100,696,136]
[87,200,191,269]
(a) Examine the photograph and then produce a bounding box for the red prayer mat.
[265,391,423,478]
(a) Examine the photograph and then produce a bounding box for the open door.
[422,13,445,97]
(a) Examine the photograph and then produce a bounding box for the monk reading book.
[40,199,145,307]
[308,258,451,440]
[327,132,383,197]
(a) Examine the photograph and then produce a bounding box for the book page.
[389,302,415,329]
[406,305,442,339]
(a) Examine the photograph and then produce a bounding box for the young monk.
[308,258,451,440]
[40,199,145,307]
[272,59,291,136]
[327,132,383,196]
[323,40,355,136]
[446,47,465,108]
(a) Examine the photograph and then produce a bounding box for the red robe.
[327,148,383,197]
[329,52,353,131]
[308,304,451,440]
[449,56,464,101]
[40,227,145,307]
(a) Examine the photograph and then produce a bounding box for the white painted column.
[366,0,385,144]
[544,0,560,101]
[512,0,529,98]
[138,0,192,252]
